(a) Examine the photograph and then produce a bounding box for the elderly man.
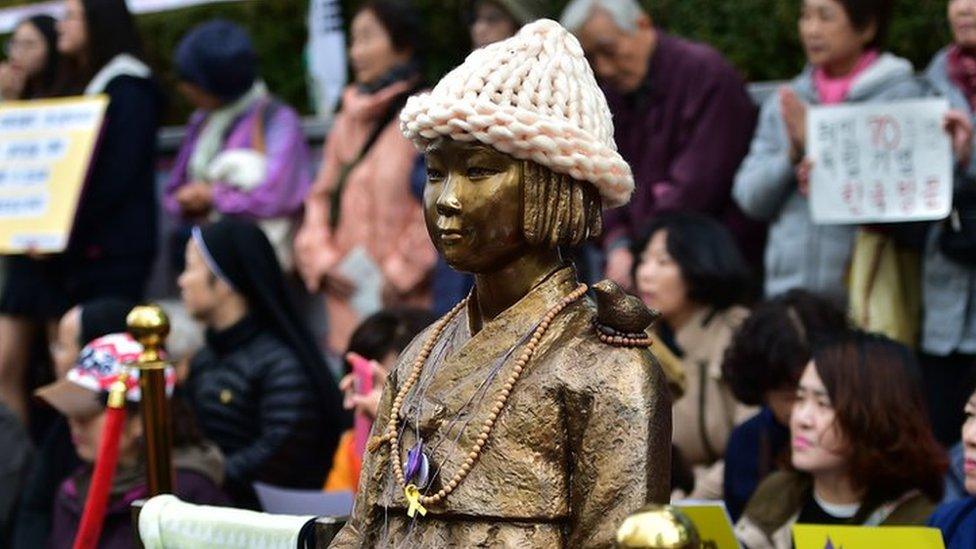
[561,0,762,287]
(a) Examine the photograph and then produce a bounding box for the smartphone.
[349,354,374,456]
[349,354,374,396]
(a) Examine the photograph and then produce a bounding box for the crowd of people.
[0,0,973,546]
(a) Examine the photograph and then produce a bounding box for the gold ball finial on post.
[127,303,174,496]
[616,505,701,549]
[127,304,170,364]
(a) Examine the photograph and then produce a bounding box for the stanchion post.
[127,304,173,496]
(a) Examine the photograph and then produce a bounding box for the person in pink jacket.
[295,0,436,352]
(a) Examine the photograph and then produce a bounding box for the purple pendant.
[405,441,431,488]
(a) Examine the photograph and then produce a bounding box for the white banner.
[807,98,953,224]
[306,0,345,115]
[0,0,243,34]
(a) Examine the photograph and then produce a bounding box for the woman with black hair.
[0,15,67,426]
[631,213,754,500]
[0,15,60,100]
[929,386,976,548]
[720,290,850,521]
[54,0,160,300]
[295,0,437,353]
[0,0,161,425]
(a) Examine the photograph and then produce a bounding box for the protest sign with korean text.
[807,98,953,224]
[0,95,108,253]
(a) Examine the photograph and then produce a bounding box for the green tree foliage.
[0,0,956,122]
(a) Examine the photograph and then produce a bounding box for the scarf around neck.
[813,50,879,104]
[357,60,420,95]
[949,45,976,112]
[188,81,270,184]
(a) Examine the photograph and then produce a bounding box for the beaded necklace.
[378,282,589,518]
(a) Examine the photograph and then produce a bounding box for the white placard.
[807,98,953,224]
[0,96,107,253]
[306,0,346,116]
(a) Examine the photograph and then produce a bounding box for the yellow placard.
[674,501,739,549]
[0,95,108,253]
[793,524,945,549]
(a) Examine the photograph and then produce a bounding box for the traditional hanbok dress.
[331,266,671,548]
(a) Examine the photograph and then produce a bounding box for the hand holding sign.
[943,109,974,167]
[807,98,953,224]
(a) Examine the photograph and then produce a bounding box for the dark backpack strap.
[328,85,421,231]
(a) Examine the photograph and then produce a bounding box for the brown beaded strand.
[596,332,653,347]
[385,298,469,487]
[386,283,589,509]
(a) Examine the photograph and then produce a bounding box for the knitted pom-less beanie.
[400,19,634,208]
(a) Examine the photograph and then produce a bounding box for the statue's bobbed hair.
[522,160,602,248]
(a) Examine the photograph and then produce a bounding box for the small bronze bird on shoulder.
[592,279,660,338]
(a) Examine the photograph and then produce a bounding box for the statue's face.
[423,138,527,273]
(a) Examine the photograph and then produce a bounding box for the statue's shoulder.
[547,281,669,398]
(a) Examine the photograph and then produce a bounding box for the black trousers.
[922,351,976,447]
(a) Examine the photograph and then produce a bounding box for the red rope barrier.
[72,377,129,549]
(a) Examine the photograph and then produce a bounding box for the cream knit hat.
[400,19,634,208]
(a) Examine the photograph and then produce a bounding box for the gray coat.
[733,54,926,307]
[922,48,976,356]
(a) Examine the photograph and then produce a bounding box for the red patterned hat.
[36,333,174,417]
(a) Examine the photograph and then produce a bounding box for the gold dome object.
[616,505,700,549]
[127,304,170,365]
[126,303,175,494]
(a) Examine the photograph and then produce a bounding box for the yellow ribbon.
[404,484,427,518]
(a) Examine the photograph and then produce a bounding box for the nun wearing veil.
[179,218,348,508]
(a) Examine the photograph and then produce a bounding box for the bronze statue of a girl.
[330,19,671,548]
